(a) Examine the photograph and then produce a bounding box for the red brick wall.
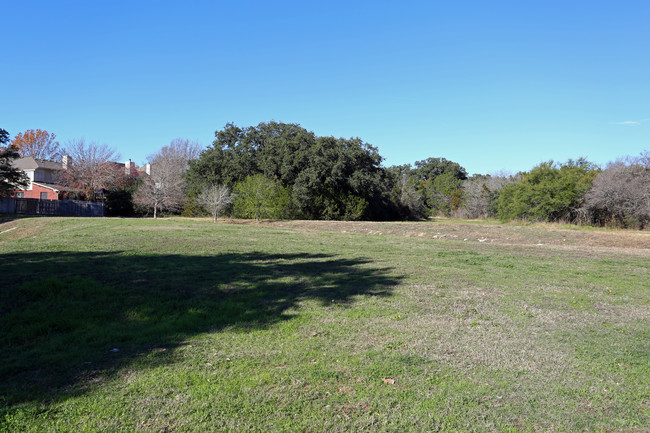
[16,184,59,200]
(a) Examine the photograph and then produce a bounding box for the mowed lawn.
[0,217,648,432]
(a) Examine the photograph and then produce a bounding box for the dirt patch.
[135,226,194,231]
[221,218,650,254]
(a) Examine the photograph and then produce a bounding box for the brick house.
[11,156,147,200]
[12,156,69,200]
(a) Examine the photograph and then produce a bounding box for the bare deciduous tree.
[198,184,233,222]
[584,151,650,228]
[61,139,123,200]
[134,139,202,218]
[134,157,185,218]
[157,138,202,169]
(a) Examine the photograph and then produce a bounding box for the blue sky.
[2,0,649,175]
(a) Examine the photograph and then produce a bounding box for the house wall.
[25,170,34,190]
[34,168,57,183]
[18,183,59,200]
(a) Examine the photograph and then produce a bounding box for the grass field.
[1,216,648,432]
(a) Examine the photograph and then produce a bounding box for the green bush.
[498,159,599,222]
[232,174,293,220]
[105,189,134,217]
[318,191,369,221]
[422,172,464,216]
[181,196,207,217]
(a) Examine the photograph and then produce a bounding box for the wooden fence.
[0,198,105,217]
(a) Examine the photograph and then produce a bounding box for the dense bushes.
[232,174,293,220]
[387,158,468,219]
[105,189,135,217]
[465,154,649,228]
[496,159,599,223]
[179,121,648,228]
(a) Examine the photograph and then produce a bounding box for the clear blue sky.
[2,0,649,175]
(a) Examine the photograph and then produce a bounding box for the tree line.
[1,124,648,229]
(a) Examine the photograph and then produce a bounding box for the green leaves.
[421,171,465,216]
[186,122,395,220]
[0,143,29,197]
[497,159,599,222]
[413,157,467,182]
[232,174,292,220]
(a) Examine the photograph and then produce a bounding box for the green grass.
[0,217,648,432]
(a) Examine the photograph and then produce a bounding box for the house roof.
[32,182,61,192]
[32,182,76,192]
[14,156,143,173]
[14,156,63,171]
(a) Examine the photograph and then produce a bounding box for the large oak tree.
[186,121,398,220]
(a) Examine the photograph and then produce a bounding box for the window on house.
[16,192,24,198]
[40,192,48,200]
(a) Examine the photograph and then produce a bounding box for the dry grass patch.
[230,217,650,252]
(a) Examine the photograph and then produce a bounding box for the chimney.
[145,163,151,175]
[62,155,72,170]
[125,159,132,175]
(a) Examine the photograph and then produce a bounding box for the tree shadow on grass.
[0,250,401,406]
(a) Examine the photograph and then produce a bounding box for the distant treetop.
[11,129,61,160]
